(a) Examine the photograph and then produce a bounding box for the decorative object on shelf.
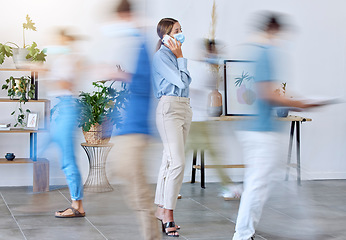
[77,81,128,144]
[0,14,47,67]
[275,82,289,117]
[5,153,15,161]
[224,60,256,116]
[206,0,223,117]
[0,123,10,128]
[207,89,222,116]
[1,75,35,127]
[25,112,39,130]
[276,108,289,118]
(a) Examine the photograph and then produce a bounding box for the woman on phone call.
[152,18,192,237]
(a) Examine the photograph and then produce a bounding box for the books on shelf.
[0,123,11,130]
[0,123,10,128]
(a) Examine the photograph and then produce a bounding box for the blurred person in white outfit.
[232,13,321,240]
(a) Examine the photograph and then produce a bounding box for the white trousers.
[233,131,280,240]
[154,96,193,210]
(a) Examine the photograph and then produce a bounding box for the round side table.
[81,143,114,192]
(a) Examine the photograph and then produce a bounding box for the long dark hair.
[156,18,178,51]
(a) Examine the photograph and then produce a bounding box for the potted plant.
[1,75,35,127]
[77,81,128,144]
[0,15,46,67]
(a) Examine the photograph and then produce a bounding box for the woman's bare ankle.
[155,205,164,220]
[163,209,174,223]
[71,200,84,213]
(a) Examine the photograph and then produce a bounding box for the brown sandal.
[55,207,86,218]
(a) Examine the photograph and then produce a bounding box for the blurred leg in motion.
[109,134,159,240]
[233,131,280,240]
[52,96,85,217]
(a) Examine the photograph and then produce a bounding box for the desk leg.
[201,150,205,189]
[296,122,301,186]
[285,121,295,181]
[191,150,197,184]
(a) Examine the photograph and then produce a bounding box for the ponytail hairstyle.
[156,18,178,51]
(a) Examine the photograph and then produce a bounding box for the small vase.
[276,108,289,118]
[5,153,15,161]
[207,89,223,117]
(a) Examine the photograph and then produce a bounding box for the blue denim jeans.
[50,96,83,201]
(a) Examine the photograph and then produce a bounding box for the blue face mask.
[173,33,185,44]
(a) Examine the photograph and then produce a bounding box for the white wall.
[0,0,346,187]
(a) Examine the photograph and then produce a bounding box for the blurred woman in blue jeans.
[43,29,85,218]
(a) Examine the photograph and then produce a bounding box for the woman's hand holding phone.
[163,35,183,59]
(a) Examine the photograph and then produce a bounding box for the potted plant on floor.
[1,75,35,127]
[0,14,46,67]
[77,81,128,144]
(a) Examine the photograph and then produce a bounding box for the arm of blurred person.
[256,81,323,109]
[91,64,132,83]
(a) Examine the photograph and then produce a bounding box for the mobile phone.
[162,35,175,45]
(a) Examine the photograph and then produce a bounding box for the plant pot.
[5,153,15,161]
[207,89,223,117]
[12,48,31,69]
[10,78,29,100]
[276,108,289,118]
[82,121,113,145]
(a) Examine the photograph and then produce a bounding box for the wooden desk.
[191,115,312,188]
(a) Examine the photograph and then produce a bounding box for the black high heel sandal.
[163,222,179,237]
[157,218,180,231]
[158,219,165,232]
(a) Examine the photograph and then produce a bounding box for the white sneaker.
[232,232,255,240]
[220,184,243,200]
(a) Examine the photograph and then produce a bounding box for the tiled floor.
[1,180,346,240]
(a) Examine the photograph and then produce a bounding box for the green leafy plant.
[77,81,129,132]
[1,76,35,127]
[0,14,46,64]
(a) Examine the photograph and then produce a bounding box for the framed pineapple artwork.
[224,60,257,116]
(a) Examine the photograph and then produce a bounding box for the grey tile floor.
[1,180,346,240]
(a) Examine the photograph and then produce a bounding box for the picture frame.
[25,112,39,130]
[224,60,257,116]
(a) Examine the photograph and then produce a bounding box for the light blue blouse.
[152,45,192,99]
